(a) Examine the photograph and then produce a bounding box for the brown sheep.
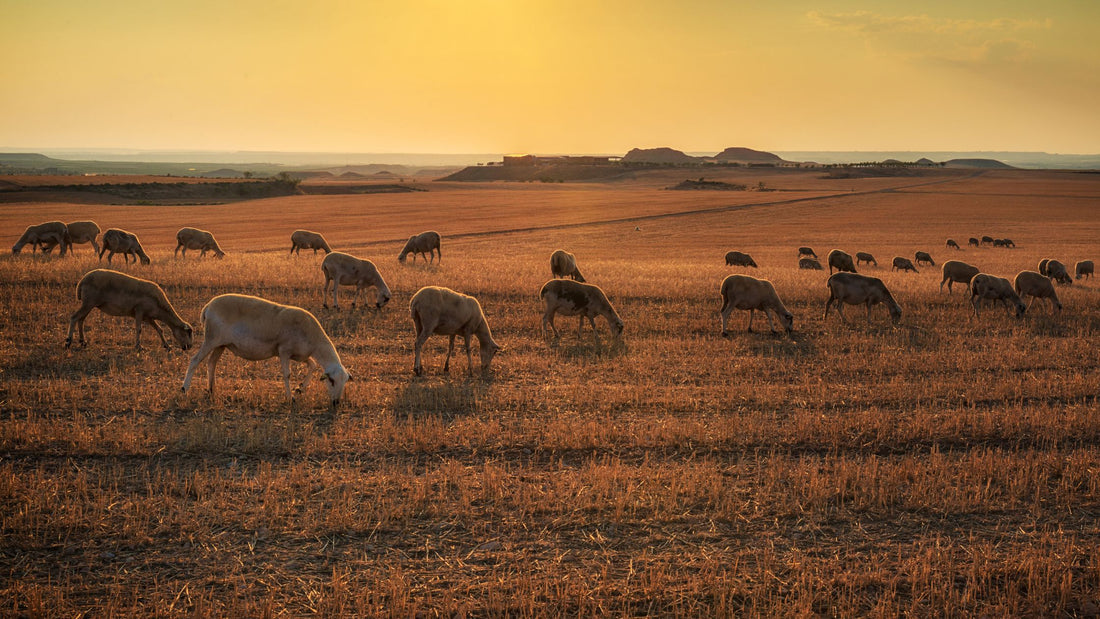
[968,237,980,247]
[798,257,823,270]
[993,239,1007,247]
[99,229,150,265]
[411,286,501,376]
[1075,260,1094,281]
[969,273,1025,318]
[321,252,391,310]
[946,239,960,250]
[12,221,69,256]
[66,269,193,350]
[399,231,442,264]
[290,230,332,255]
[940,260,980,293]
[891,256,919,273]
[827,249,857,274]
[724,251,758,268]
[798,246,817,259]
[182,294,350,408]
[1002,238,1015,248]
[175,227,225,259]
[914,251,935,267]
[540,279,624,341]
[1045,260,1073,285]
[856,252,877,267]
[1014,271,1062,313]
[550,249,585,282]
[824,272,902,324]
[981,235,994,246]
[719,275,793,336]
[39,221,99,255]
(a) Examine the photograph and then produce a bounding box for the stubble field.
[2,168,1100,616]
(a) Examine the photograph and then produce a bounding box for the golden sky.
[2,0,1098,154]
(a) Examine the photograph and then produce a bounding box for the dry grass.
[2,168,1100,616]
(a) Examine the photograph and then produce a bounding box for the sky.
[2,0,1098,155]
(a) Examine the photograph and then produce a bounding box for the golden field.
[2,167,1099,616]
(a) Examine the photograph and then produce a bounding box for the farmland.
[2,167,1100,616]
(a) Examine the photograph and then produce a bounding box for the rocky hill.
[712,147,786,164]
[621,147,699,164]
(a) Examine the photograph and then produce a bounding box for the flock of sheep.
[11,219,1095,409]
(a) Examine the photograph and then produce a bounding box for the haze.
[2,0,1098,154]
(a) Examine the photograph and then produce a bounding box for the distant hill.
[944,158,1014,169]
[621,147,699,164]
[199,168,246,178]
[713,147,786,164]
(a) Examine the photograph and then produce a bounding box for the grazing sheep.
[946,239,960,250]
[1003,238,1015,248]
[1038,259,1050,277]
[719,275,793,336]
[321,252,391,310]
[1045,260,1073,285]
[981,235,994,246]
[550,249,585,282]
[289,230,332,256]
[12,221,69,255]
[914,251,935,266]
[175,227,225,259]
[827,249,857,274]
[398,230,442,264]
[993,239,1007,247]
[410,286,501,376]
[43,221,99,254]
[540,279,624,341]
[940,260,980,293]
[724,251,757,268]
[855,252,877,267]
[1075,260,1094,281]
[66,269,193,350]
[891,257,919,273]
[969,273,1025,318]
[1014,271,1062,313]
[968,237,980,247]
[824,272,902,324]
[798,257,823,270]
[99,228,150,265]
[798,246,817,259]
[181,294,350,407]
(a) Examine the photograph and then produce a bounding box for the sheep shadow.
[545,336,628,361]
[738,331,819,359]
[392,378,491,420]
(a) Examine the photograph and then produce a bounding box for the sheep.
[915,251,935,267]
[968,237,980,247]
[1076,260,1094,281]
[1038,259,1050,277]
[946,239,960,250]
[175,227,225,259]
[855,252,877,267]
[1003,238,1015,248]
[398,230,442,264]
[12,221,69,256]
[289,230,332,256]
[981,235,994,246]
[410,286,501,376]
[540,279,624,342]
[321,251,391,310]
[1045,260,1073,285]
[939,260,980,293]
[724,251,757,268]
[798,257,823,270]
[993,239,1007,247]
[798,246,817,259]
[65,269,193,350]
[969,273,1025,318]
[824,272,902,324]
[719,274,793,336]
[39,221,99,255]
[99,228,150,265]
[1014,270,1062,313]
[550,249,585,282]
[827,249,857,274]
[891,256,919,273]
[181,294,351,407]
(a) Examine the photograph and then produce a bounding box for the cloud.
[807,11,1051,35]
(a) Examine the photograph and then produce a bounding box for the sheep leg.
[1026,296,1037,312]
[971,295,981,316]
[746,309,755,332]
[289,244,296,255]
[322,276,333,309]
[146,319,170,350]
[182,342,217,393]
[764,310,779,334]
[823,292,835,320]
[444,334,456,372]
[352,283,361,308]
[464,335,474,376]
[412,315,429,376]
[836,303,849,323]
[577,316,585,337]
[543,309,559,338]
[720,306,733,337]
[865,302,874,322]
[133,311,145,350]
[589,316,599,340]
[174,243,181,258]
[295,358,319,394]
[279,354,296,400]
[98,246,107,261]
[66,303,94,348]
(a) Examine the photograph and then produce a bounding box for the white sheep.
[99,229,150,265]
[824,272,902,324]
[719,274,793,336]
[969,273,1025,318]
[1045,260,1073,285]
[181,294,351,407]
[940,260,980,293]
[12,221,69,255]
[399,231,442,263]
[321,252,392,309]
[539,279,624,340]
[550,249,586,281]
[66,269,193,350]
[289,230,332,256]
[175,227,225,259]
[410,286,501,376]
[40,221,99,255]
[1014,271,1063,313]
[827,249,857,274]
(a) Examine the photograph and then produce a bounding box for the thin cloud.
[807,11,1051,35]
